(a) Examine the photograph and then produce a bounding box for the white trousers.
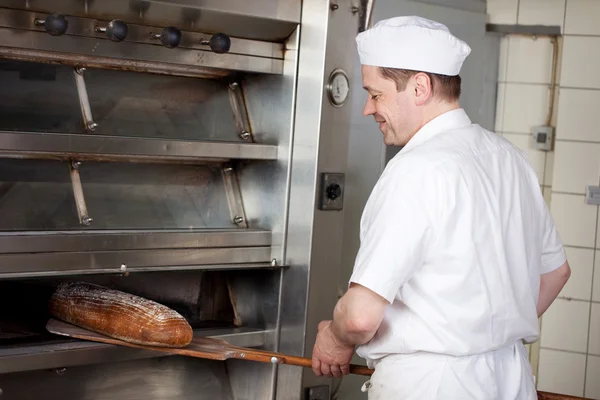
[361,341,537,400]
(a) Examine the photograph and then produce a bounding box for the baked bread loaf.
[49,282,193,348]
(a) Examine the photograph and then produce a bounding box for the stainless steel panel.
[0,0,301,42]
[0,247,272,277]
[0,8,284,60]
[0,28,283,77]
[0,61,83,134]
[0,131,278,163]
[0,229,271,254]
[277,0,359,398]
[223,270,283,400]
[82,68,242,142]
[0,159,235,231]
[0,327,270,374]
[233,26,301,398]
[0,356,237,399]
[237,27,300,260]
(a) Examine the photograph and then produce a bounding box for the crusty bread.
[49,282,193,348]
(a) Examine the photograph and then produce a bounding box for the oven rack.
[0,131,278,165]
[0,229,279,278]
[0,326,274,374]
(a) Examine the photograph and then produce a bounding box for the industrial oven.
[0,0,370,398]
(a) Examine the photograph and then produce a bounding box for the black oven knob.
[154,27,182,48]
[35,13,68,36]
[208,33,231,54]
[96,20,128,42]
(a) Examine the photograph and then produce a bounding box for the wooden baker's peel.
[46,319,593,400]
[46,318,374,376]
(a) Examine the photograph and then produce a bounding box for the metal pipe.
[73,66,98,131]
[69,160,93,226]
[358,0,376,33]
[228,82,254,141]
[222,165,249,228]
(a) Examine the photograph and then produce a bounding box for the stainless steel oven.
[0,0,367,398]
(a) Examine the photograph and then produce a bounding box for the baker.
[311,16,571,399]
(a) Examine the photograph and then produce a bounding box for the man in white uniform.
[311,16,571,399]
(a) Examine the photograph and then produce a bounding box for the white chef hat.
[356,16,471,76]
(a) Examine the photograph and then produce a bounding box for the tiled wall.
[488,1,599,398]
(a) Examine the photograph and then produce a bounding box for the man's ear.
[412,72,433,105]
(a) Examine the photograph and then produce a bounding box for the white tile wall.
[561,36,600,89]
[506,36,554,84]
[552,141,600,194]
[543,186,552,205]
[565,0,600,35]
[589,303,600,356]
[503,133,546,184]
[537,349,587,397]
[556,88,600,142]
[488,2,600,397]
[586,355,600,399]
[594,253,600,302]
[544,151,554,187]
[501,84,550,133]
[486,0,519,24]
[495,83,506,132]
[498,37,509,83]
[540,298,590,352]
[551,194,597,248]
[518,0,566,28]
[561,247,594,301]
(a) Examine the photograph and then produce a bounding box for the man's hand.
[311,320,355,378]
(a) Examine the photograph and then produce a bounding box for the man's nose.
[363,98,375,116]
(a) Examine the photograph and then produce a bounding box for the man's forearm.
[537,261,571,317]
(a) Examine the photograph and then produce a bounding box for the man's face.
[361,65,418,147]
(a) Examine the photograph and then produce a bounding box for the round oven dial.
[327,69,350,107]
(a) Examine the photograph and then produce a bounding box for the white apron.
[360,341,537,400]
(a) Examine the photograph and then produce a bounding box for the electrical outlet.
[306,385,330,400]
[531,125,553,151]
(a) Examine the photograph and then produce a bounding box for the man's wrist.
[330,320,356,348]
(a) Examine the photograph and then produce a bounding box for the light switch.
[531,125,554,151]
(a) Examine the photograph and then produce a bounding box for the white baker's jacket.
[350,108,566,399]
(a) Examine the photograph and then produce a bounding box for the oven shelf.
[0,229,278,278]
[0,131,278,164]
[0,229,272,254]
[0,326,274,374]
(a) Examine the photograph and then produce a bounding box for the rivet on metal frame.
[233,216,244,225]
[270,357,279,364]
[240,131,251,140]
[270,258,278,267]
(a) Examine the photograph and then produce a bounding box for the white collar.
[399,108,472,154]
